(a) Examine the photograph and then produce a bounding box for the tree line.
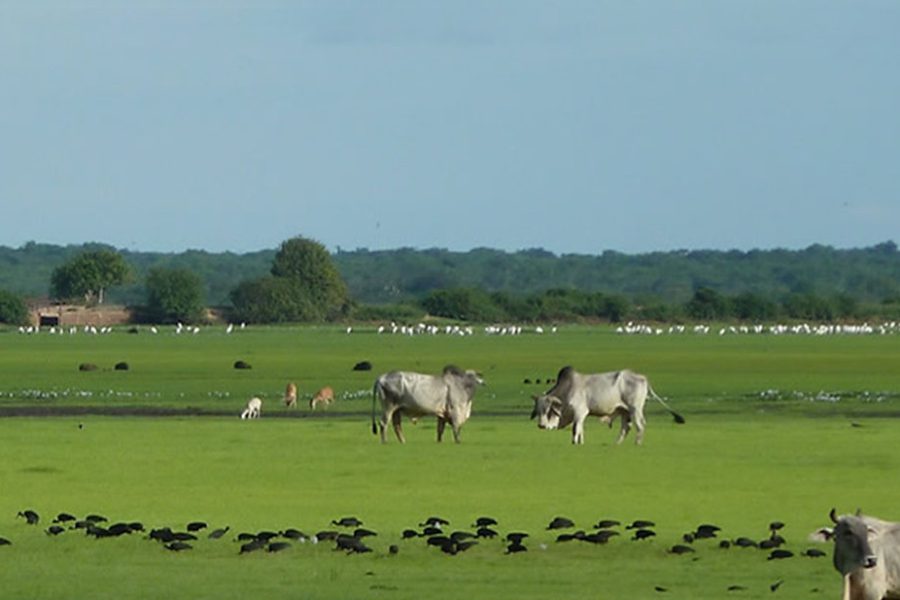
[0,240,898,325]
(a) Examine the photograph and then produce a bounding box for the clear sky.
[2,1,898,255]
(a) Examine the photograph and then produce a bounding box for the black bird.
[694,524,721,539]
[726,585,747,591]
[208,527,230,540]
[632,529,657,541]
[73,521,91,530]
[280,529,307,541]
[401,529,419,539]
[45,526,66,536]
[54,513,76,524]
[171,532,198,541]
[165,542,192,552]
[420,516,450,527]
[732,537,757,548]
[0,537,10,546]
[455,540,478,553]
[547,516,575,530]
[583,531,618,544]
[523,378,532,384]
[85,525,111,538]
[315,530,338,542]
[472,517,497,528]
[426,535,452,548]
[186,521,207,532]
[594,519,620,529]
[759,538,781,549]
[505,542,527,554]
[128,522,145,532]
[389,544,399,555]
[235,532,257,542]
[108,523,133,536]
[506,532,529,544]
[719,540,731,549]
[476,527,498,539]
[654,586,668,592]
[668,544,695,554]
[627,520,655,530]
[150,528,176,543]
[421,526,443,536]
[240,540,265,554]
[556,532,583,543]
[767,549,793,560]
[255,531,279,542]
[769,521,785,532]
[450,531,475,542]
[332,517,363,528]
[85,514,107,523]
[802,548,827,558]
[353,528,378,539]
[17,510,40,525]
[770,579,784,591]
[682,533,695,544]
[267,542,291,553]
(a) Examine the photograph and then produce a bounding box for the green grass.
[1,324,899,598]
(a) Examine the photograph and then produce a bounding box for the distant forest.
[1,240,899,317]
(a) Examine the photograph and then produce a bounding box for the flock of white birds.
[12,320,899,337]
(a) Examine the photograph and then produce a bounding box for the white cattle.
[371,366,484,443]
[530,366,684,444]
[820,509,900,600]
[241,397,262,420]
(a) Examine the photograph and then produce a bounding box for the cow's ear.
[529,408,537,420]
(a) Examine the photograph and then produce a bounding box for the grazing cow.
[371,365,484,443]
[817,508,900,600]
[530,366,684,444]
[241,397,262,419]
[310,386,335,410]
[284,382,298,408]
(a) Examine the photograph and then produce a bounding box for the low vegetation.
[0,326,898,598]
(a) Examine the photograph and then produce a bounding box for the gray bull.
[530,366,684,444]
[372,366,484,443]
[823,508,900,600]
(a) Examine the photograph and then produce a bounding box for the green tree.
[0,290,29,325]
[145,268,206,324]
[685,287,731,320]
[229,276,320,323]
[271,237,350,319]
[50,249,130,304]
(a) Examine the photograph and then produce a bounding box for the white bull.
[530,366,684,444]
[241,396,262,420]
[820,508,900,600]
[371,366,483,443]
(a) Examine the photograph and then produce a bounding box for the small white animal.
[241,397,262,419]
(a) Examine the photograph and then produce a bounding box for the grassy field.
[1,324,899,599]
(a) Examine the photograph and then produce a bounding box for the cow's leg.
[391,410,406,443]
[632,410,646,445]
[436,417,447,442]
[615,413,632,444]
[572,411,588,444]
[450,419,462,444]
[379,407,394,443]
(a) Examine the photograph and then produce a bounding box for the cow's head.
[531,394,563,430]
[829,508,878,575]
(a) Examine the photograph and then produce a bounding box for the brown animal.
[310,386,335,410]
[284,382,298,408]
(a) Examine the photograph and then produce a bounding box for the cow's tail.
[648,385,685,424]
[371,380,380,435]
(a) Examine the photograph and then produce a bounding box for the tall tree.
[270,237,350,319]
[0,289,29,325]
[50,249,130,304]
[145,268,206,324]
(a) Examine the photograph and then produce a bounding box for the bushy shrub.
[0,290,29,325]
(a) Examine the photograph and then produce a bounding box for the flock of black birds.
[4,508,828,569]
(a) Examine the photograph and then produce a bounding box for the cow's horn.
[830,508,839,524]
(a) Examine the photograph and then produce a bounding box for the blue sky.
[2,1,898,255]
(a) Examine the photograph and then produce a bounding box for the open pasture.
[1,325,899,599]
